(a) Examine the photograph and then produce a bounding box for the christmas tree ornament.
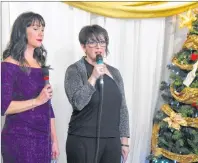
[190,53,198,61]
[152,158,170,163]
[183,35,198,51]
[178,9,197,30]
[183,60,198,86]
[163,112,187,130]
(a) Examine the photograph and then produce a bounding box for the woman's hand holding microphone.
[34,84,53,106]
[88,64,106,86]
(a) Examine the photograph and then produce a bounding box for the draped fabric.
[1,2,188,163]
[64,2,198,18]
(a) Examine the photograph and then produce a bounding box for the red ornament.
[190,53,198,61]
[192,102,198,109]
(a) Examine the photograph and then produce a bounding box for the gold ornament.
[192,7,198,15]
[163,112,187,130]
[178,9,197,30]
[172,57,194,71]
[170,85,198,104]
[183,34,198,51]
[161,104,198,128]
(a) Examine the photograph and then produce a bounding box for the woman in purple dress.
[1,12,59,163]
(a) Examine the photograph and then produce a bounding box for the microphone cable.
[94,80,104,163]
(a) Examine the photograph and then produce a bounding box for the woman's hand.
[35,84,53,105]
[91,64,106,79]
[51,141,60,160]
[121,137,130,163]
[88,64,106,86]
[121,146,130,163]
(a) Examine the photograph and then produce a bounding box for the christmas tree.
[148,9,198,163]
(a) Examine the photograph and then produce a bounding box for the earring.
[84,51,87,57]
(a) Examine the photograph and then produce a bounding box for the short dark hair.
[3,11,47,69]
[79,24,109,54]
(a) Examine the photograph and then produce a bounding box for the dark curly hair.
[3,12,47,70]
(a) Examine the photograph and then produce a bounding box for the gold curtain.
[64,2,198,18]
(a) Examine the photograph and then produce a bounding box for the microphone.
[41,66,55,162]
[96,54,104,85]
[42,66,50,85]
[95,54,104,163]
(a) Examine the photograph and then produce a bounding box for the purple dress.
[1,62,55,163]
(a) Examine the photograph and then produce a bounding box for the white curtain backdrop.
[1,2,188,163]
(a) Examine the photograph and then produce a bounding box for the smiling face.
[26,21,44,48]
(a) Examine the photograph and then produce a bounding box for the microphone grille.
[96,54,103,64]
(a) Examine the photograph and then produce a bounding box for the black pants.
[66,135,121,163]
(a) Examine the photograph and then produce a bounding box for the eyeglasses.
[86,40,106,48]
